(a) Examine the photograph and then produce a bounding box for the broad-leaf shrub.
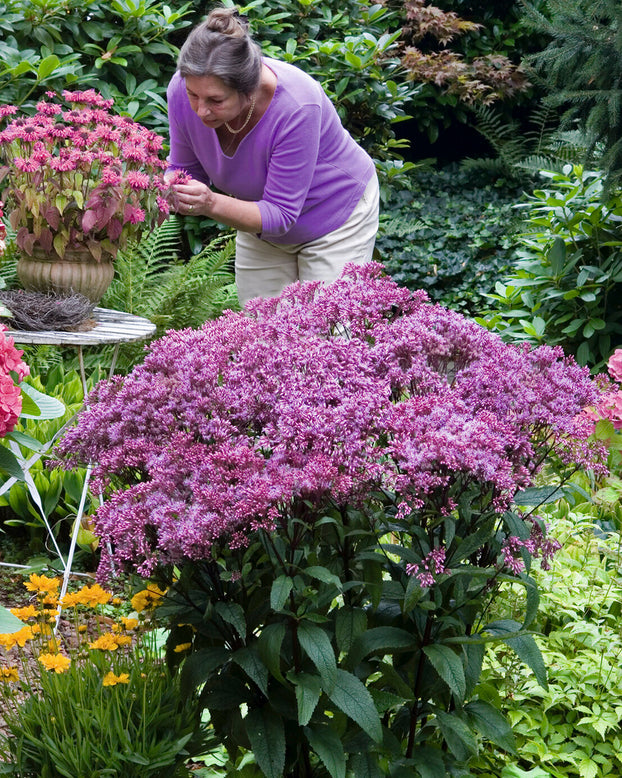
[57,264,607,776]
[480,165,622,370]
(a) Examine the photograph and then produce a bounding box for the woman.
[167,7,379,306]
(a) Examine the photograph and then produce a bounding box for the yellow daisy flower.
[89,633,121,651]
[130,584,167,613]
[102,671,130,687]
[38,653,71,673]
[0,666,19,683]
[9,605,37,621]
[173,642,192,653]
[24,574,60,596]
[75,584,112,607]
[0,626,35,650]
[120,617,140,631]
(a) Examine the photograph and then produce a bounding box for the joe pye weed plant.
[57,264,608,777]
[0,575,205,777]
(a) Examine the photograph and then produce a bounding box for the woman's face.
[184,74,246,128]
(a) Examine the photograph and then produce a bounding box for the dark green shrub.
[377,165,523,315]
[521,0,622,191]
[0,0,194,134]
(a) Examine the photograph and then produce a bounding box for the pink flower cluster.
[0,327,29,438]
[500,519,562,575]
[583,349,622,430]
[0,91,186,260]
[56,264,607,578]
[406,548,448,588]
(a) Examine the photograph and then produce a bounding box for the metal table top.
[7,307,156,346]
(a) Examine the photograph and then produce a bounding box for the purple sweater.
[166,58,375,244]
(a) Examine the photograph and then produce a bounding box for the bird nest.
[0,290,96,332]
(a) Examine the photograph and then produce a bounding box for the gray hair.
[177,7,262,95]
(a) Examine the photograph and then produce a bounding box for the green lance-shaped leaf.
[270,575,293,611]
[409,747,447,778]
[347,626,416,668]
[297,621,337,692]
[232,647,269,697]
[0,446,25,480]
[290,672,322,726]
[214,601,246,641]
[0,605,25,634]
[180,647,230,698]
[305,565,343,591]
[483,620,547,688]
[464,699,516,754]
[349,751,383,778]
[245,707,285,778]
[422,644,466,701]
[304,723,346,778]
[335,607,367,654]
[435,709,478,761]
[327,669,382,743]
[257,622,286,683]
[547,236,566,277]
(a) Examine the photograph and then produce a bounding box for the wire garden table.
[1,309,156,622]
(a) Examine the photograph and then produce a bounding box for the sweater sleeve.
[166,78,212,186]
[256,103,321,239]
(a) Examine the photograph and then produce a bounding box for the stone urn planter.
[17,247,115,303]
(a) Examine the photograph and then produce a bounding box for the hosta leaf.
[0,605,25,634]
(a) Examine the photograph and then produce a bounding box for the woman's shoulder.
[264,58,323,105]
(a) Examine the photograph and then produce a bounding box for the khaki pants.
[235,173,380,306]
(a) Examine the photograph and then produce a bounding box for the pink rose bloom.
[0,373,22,437]
[608,349,622,384]
[0,328,30,381]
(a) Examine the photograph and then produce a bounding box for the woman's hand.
[172,178,214,217]
[170,175,263,232]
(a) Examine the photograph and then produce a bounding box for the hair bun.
[205,7,248,37]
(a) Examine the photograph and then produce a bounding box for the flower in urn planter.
[0,90,186,262]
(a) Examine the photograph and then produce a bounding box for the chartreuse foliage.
[472,511,622,778]
[56,266,607,776]
[480,165,622,370]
